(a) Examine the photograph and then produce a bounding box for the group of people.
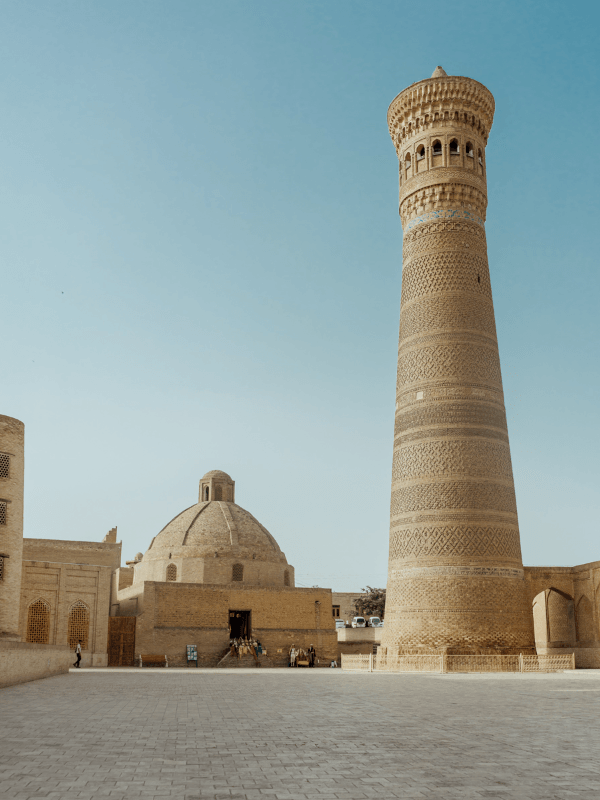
[229,637,263,660]
[288,644,317,667]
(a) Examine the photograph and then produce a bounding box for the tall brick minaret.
[380,67,535,655]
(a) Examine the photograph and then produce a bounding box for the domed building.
[130,470,294,589]
[108,470,336,667]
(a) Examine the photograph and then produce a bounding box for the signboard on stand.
[186,645,198,667]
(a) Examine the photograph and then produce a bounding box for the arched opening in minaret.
[449,138,459,154]
[416,145,425,160]
[466,142,474,158]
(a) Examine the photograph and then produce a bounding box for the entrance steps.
[216,650,276,669]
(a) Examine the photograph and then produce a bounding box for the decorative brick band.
[391,566,524,579]
[405,209,484,233]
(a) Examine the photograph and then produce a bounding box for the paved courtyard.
[1,669,600,800]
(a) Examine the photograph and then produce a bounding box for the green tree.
[353,586,386,619]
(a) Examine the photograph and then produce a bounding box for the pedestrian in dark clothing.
[308,644,316,667]
[73,641,82,668]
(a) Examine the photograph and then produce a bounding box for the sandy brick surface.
[1,669,600,799]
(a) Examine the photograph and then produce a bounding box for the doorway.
[107,617,136,666]
[229,610,251,639]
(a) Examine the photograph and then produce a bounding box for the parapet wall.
[0,641,72,688]
[23,538,122,569]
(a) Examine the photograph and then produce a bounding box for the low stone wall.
[0,641,73,688]
[574,648,600,668]
[535,646,600,669]
[337,626,382,659]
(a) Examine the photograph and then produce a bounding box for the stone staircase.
[216,650,276,668]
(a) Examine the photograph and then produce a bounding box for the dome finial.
[431,65,447,78]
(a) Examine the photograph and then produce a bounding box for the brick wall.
[23,538,122,570]
[19,560,112,666]
[133,582,338,667]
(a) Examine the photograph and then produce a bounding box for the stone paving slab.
[0,670,599,799]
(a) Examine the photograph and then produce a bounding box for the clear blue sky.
[2,1,599,591]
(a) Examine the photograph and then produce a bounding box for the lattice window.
[284,570,290,587]
[166,563,177,582]
[0,501,6,526]
[0,556,4,581]
[0,453,9,479]
[67,601,89,650]
[232,563,243,582]
[26,599,50,644]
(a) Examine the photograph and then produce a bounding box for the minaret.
[381,68,535,655]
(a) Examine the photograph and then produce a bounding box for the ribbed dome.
[132,473,294,588]
[147,500,286,562]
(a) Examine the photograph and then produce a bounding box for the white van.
[351,616,366,628]
[335,619,346,629]
[368,617,382,628]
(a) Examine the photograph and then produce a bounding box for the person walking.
[73,640,82,669]
[308,644,316,668]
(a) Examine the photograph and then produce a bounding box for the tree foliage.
[353,586,386,619]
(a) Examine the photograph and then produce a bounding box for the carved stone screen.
[26,599,50,644]
[67,600,90,650]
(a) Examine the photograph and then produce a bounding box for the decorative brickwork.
[395,402,507,436]
[26,599,50,644]
[401,187,488,228]
[401,252,492,305]
[67,601,89,650]
[389,525,522,561]
[390,481,517,516]
[402,220,487,260]
[387,576,527,610]
[398,425,509,445]
[399,295,497,340]
[382,68,534,655]
[397,343,502,386]
[393,440,513,481]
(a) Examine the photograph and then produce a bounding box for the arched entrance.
[532,588,576,648]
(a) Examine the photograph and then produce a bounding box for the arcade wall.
[524,561,600,668]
